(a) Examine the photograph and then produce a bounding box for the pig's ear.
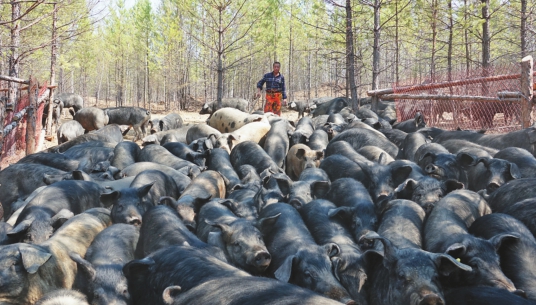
[257,213,281,231]
[288,198,304,209]
[69,252,96,281]
[489,233,520,252]
[207,133,218,143]
[162,286,182,305]
[50,209,74,230]
[419,152,436,163]
[228,134,239,142]
[361,249,384,267]
[331,256,343,281]
[475,157,491,167]
[230,183,247,192]
[394,179,417,198]
[359,231,397,268]
[204,137,214,150]
[324,243,341,258]
[192,194,212,210]
[378,152,388,165]
[296,148,307,159]
[18,244,51,274]
[100,191,120,208]
[218,199,242,217]
[444,179,464,193]
[445,243,466,260]
[456,152,478,169]
[207,231,226,249]
[72,170,92,181]
[508,162,522,180]
[43,173,65,185]
[158,196,177,209]
[274,255,296,283]
[136,181,155,198]
[477,189,490,201]
[328,207,354,221]
[315,150,324,160]
[274,176,292,196]
[311,181,330,199]
[206,220,232,239]
[391,165,412,182]
[8,219,32,237]
[434,253,472,277]
[123,257,155,278]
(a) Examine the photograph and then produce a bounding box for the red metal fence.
[368,58,534,133]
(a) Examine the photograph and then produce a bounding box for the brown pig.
[286,144,324,180]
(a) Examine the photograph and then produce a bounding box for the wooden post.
[371,95,379,112]
[26,76,38,155]
[521,55,533,128]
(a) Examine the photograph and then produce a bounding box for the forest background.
[0,0,534,112]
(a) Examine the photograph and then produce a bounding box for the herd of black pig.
[1,96,536,304]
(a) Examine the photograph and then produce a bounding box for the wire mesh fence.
[393,63,532,133]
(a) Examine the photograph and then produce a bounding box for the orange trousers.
[265,92,282,116]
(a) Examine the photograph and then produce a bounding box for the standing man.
[255,62,287,116]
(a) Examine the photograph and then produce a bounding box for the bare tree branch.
[0,0,44,26]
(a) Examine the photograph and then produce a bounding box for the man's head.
[273,62,281,74]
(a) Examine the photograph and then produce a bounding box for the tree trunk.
[447,0,457,124]
[464,0,470,73]
[164,74,167,111]
[216,7,224,109]
[481,0,490,69]
[96,65,103,106]
[8,0,21,110]
[430,0,438,81]
[3,0,21,160]
[120,45,125,106]
[345,0,358,110]
[106,70,109,108]
[371,0,381,111]
[447,0,453,78]
[288,2,293,103]
[47,3,58,136]
[395,0,399,84]
[314,16,319,99]
[144,34,149,110]
[273,18,278,62]
[481,0,490,95]
[307,47,311,102]
[521,0,527,57]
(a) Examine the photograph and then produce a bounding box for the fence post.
[521,56,534,128]
[371,95,379,112]
[26,76,38,155]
